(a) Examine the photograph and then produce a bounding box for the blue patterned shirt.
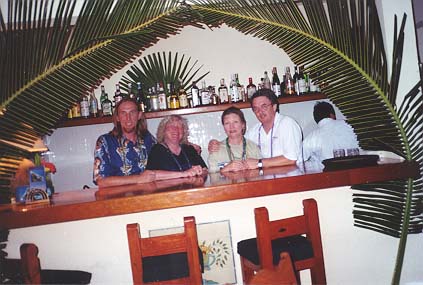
[93,131,156,184]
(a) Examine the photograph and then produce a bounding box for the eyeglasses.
[252,103,273,113]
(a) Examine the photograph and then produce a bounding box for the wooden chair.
[126,216,202,285]
[2,243,91,284]
[250,252,298,285]
[237,199,326,284]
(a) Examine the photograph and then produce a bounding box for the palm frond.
[120,51,210,94]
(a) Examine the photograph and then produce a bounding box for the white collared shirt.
[246,112,303,161]
[303,118,359,162]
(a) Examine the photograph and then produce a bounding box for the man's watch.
[257,159,263,170]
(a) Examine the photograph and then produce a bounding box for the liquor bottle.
[127,82,135,99]
[235,74,245,102]
[101,92,113,116]
[209,86,219,105]
[150,86,160,111]
[218,78,229,104]
[89,91,99,118]
[114,84,123,106]
[136,82,146,112]
[271,67,282,97]
[158,83,167,111]
[169,83,180,109]
[263,71,271,89]
[178,79,189,108]
[293,66,300,95]
[229,74,239,103]
[191,81,201,107]
[246,77,257,100]
[297,66,307,95]
[166,83,172,109]
[100,85,107,106]
[284,67,295,95]
[71,102,81,118]
[200,80,210,105]
[80,94,90,118]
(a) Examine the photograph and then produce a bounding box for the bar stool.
[126,216,202,284]
[250,252,298,285]
[237,199,326,284]
[3,243,92,284]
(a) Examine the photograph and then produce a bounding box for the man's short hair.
[250,88,280,113]
[313,101,336,123]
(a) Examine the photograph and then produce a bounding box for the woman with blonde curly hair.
[147,115,207,175]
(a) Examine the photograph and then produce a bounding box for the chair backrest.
[20,243,42,284]
[250,252,298,285]
[255,199,324,270]
[126,216,202,285]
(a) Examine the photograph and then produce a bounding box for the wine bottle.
[136,82,146,112]
[114,84,123,105]
[284,67,295,95]
[101,92,113,116]
[246,77,257,100]
[80,94,90,118]
[191,81,201,107]
[158,83,167,111]
[263,71,271,89]
[271,67,281,97]
[200,80,210,105]
[89,91,99,118]
[177,79,189,108]
[218,78,229,104]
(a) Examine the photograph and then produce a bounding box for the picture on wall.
[149,219,236,285]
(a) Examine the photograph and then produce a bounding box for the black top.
[146,143,207,171]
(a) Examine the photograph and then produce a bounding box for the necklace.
[162,143,192,171]
[226,137,247,161]
[258,123,274,158]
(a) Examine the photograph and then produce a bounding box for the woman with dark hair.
[147,115,207,175]
[208,107,261,172]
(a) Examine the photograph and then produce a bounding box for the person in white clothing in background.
[209,89,303,171]
[303,101,359,164]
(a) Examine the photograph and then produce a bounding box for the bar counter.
[0,158,418,230]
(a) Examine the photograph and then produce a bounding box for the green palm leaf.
[120,51,210,94]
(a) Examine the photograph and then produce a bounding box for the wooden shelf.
[57,93,326,128]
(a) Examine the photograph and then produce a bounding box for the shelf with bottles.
[57,92,326,128]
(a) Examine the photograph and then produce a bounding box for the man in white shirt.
[208,89,303,171]
[303,101,359,163]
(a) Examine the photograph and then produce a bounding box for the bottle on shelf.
[169,83,180,109]
[200,80,210,105]
[246,77,257,100]
[209,86,219,105]
[230,74,239,103]
[158,82,167,111]
[150,86,160,111]
[127,82,135,99]
[271,67,282,97]
[191,81,201,107]
[297,66,307,95]
[235,74,246,102]
[114,84,123,106]
[80,94,90,118]
[177,79,189,108]
[71,102,81,119]
[100,85,107,106]
[101,91,113,116]
[218,78,229,104]
[89,91,99,118]
[284,66,295,95]
[262,71,271,89]
[136,82,146,112]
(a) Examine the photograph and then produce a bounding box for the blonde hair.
[156,115,189,144]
